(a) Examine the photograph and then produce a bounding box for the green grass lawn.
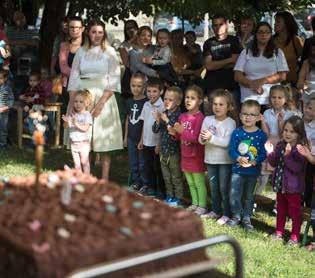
[0,146,314,277]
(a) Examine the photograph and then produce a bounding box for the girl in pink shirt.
[173,85,206,215]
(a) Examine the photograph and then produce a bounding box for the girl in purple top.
[265,116,308,245]
[172,85,206,215]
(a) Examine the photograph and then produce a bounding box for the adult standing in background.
[129,26,157,78]
[119,20,138,99]
[203,14,242,107]
[274,11,304,86]
[59,16,84,146]
[301,16,315,63]
[236,16,255,49]
[68,20,123,182]
[234,22,288,108]
[59,16,84,99]
[51,17,68,75]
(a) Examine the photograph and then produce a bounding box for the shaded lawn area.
[0,147,314,277]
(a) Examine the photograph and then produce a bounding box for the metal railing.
[67,235,243,278]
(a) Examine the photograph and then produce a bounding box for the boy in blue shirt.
[228,100,267,230]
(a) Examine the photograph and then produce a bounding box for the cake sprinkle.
[64,214,76,223]
[132,201,144,209]
[3,190,12,197]
[140,212,152,220]
[32,242,50,253]
[119,227,133,237]
[102,195,113,203]
[75,184,85,193]
[105,204,117,213]
[28,220,42,231]
[57,227,71,239]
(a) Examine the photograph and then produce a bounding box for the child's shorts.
[70,140,90,153]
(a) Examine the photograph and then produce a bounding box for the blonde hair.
[75,89,93,110]
[209,89,238,123]
[166,86,183,104]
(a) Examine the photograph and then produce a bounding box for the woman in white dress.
[67,20,123,182]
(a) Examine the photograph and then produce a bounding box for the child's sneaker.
[186,204,198,211]
[217,216,230,225]
[194,207,207,216]
[138,185,149,195]
[272,206,277,215]
[242,218,254,231]
[287,239,299,247]
[128,184,141,192]
[227,217,240,227]
[201,211,219,219]
[271,232,283,241]
[168,198,184,207]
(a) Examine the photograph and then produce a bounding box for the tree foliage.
[65,0,315,24]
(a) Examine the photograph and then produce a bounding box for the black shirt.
[127,97,147,142]
[203,35,242,93]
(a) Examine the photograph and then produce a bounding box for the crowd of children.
[123,70,315,248]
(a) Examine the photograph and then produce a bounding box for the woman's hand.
[249,78,265,91]
[91,90,113,118]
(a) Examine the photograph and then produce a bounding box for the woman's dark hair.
[67,16,85,45]
[86,20,107,50]
[282,115,309,147]
[123,19,138,41]
[250,22,277,58]
[274,11,298,46]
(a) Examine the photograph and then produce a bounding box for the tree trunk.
[39,0,67,69]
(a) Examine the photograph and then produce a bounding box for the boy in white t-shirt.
[138,78,165,196]
[62,90,92,174]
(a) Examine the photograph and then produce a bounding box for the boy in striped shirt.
[0,69,14,150]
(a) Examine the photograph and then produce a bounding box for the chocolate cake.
[0,170,206,277]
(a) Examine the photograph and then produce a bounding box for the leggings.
[184,172,207,208]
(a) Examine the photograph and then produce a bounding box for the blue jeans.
[230,173,258,219]
[127,138,145,187]
[207,164,232,217]
[0,111,9,146]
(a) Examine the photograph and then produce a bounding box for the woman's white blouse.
[234,48,288,105]
[68,45,121,93]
